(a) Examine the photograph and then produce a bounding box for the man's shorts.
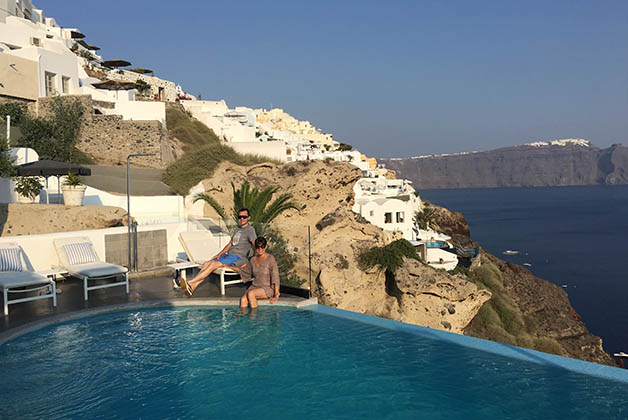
[215,253,242,266]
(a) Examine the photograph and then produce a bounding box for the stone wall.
[2,94,174,168]
[0,95,37,116]
[36,94,94,121]
[92,99,115,109]
[79,114,169,168]
[106,69,177,102]
[104,229,168,270]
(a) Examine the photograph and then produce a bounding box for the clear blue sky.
[40,0,628,157]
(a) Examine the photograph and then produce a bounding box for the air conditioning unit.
[30,37,41,47]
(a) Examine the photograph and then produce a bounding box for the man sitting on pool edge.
[180,208,257,296]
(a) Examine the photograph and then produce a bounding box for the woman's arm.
[269,256,280,304]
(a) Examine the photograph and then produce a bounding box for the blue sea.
[421,185,628,355]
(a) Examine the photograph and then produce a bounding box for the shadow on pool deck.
[1,273,309,333]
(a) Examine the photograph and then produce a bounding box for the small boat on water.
[614,352,628,358]
[503,250,519,255]
[523,263,532,267]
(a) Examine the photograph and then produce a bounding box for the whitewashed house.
[352,176,422,241]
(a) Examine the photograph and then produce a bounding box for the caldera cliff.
[380,140,628,189]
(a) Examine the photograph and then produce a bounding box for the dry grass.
[163,105,281,195]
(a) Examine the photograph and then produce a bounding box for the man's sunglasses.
[238,215,249,219]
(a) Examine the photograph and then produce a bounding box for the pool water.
[425,240,449,248]
[1,306,628,419]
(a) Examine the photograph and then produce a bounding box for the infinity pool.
[1,306,627,419]
[426,240,449,248]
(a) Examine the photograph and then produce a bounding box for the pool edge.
[301,304,628,384]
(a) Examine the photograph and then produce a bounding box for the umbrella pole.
[57,175,61,204]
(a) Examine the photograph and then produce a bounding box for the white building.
[0,2,168,124]
[352,176,422,241]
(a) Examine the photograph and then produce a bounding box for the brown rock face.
[0,204,127,237]
[476,252,616,366]
[387,259,491,333]
[427,203,471,239]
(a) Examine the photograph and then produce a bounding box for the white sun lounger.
[173,231,245,295]
[53,237,129,301]
[0,242,57,316]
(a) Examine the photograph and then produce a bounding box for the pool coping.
[2,298,626,384]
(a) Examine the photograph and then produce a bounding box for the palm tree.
[414,206,437,230]
[193,180,302,235]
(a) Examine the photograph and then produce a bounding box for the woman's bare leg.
[246,287,270,309]
[240,292,249,308]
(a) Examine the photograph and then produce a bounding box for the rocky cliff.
[195,161,490,334]
[380,140,628,189]
[195,161,616,365]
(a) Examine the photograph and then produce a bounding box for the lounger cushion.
[0,247,22,272]
[0,271,52,289]
[66,262,128,278]
[63,242,99,265]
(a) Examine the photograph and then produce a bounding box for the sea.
[420,185,628,355]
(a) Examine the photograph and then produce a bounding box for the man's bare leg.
[187,260,223,293]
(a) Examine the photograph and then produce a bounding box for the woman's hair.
[254,237,267,249]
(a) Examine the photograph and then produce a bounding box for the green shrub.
[357,239,421,274]
[266,228,302,287]
[14,176,42,199]
[0,102,24,125]
[448,266,470,277]
[533,337,564,356]
[17,96,85,162]
[0,133,16,178]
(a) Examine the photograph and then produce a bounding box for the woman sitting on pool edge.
[240,237,280,308]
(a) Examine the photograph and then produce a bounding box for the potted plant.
[61,171,87,206]
[14,176,43,203]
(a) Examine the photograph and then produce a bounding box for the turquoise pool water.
[426,240,448,248]
[1,306,627,419]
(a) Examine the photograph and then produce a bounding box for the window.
[62,76,70,94]
[369,210,374,217]
[44,72,56,96]
[384,212,392,224]
[396,212,405,223]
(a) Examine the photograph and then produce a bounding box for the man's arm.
[212,240,232,260]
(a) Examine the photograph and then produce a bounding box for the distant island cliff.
[379,140,628,189]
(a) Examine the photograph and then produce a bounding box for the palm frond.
[193,193,227,220]
[261,193,301,224]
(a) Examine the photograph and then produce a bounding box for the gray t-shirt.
[229,225,257,259]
